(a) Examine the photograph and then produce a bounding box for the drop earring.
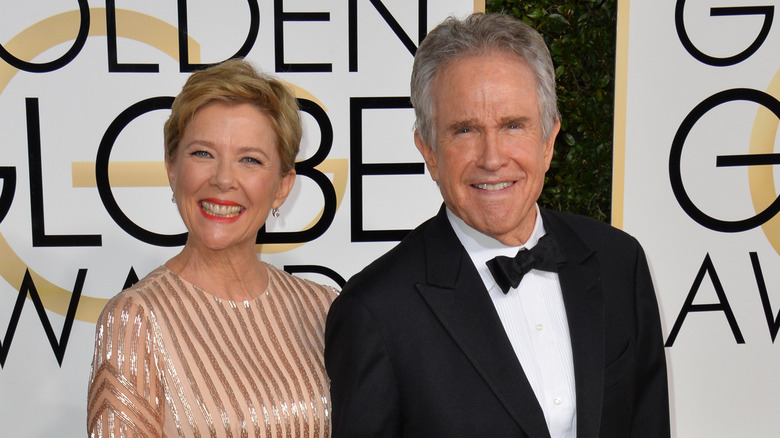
[171,193,176,204]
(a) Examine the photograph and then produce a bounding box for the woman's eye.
[241,157,261,165]
[192,150,211,158]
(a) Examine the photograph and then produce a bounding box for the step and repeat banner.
[5,0,773,436]
[616,0,780,436]
[0,1,478,435]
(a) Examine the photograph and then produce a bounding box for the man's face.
[415,51,559,246]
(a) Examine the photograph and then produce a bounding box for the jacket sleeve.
[630,245,671,438]
[325,290,403,437]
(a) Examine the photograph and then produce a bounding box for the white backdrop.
[615,0,780,436]
[0,1,477,436]
[4,0,774,436]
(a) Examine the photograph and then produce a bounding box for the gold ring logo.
[749,67,780,254]
[1,8,346,323]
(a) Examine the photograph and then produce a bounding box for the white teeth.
[474,182,513,190]
[201,201,244,217]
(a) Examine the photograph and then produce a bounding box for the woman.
[87,59,337,437]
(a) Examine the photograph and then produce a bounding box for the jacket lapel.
[541,208,605,438]
[416,208,551,438]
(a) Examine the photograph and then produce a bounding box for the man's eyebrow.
[500,116,530,126]
[448,119,478,132]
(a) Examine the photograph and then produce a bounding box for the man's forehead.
[435,49,531,79]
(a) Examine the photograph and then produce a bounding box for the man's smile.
[472,181,515,191]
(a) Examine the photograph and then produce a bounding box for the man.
[325,13,669,438]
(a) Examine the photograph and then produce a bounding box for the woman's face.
[167,101,295,253]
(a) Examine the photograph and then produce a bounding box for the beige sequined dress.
[87,263,337,437]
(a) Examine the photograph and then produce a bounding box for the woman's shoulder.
[98,266,173,322]
[265,263,339,304]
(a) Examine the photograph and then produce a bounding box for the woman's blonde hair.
[163,58,301,175]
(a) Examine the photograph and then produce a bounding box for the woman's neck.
[165,243,269,301]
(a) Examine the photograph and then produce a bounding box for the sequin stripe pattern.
[143,279,204,437]
[162,269,284,438]
[210,282,284,436]
[154,273,238,437]
[170,273,265,437]
[88,265,336,437]
[222,264,334,438]
[262,264,336,438]
[225,296,291,435]
[267,266,335,431]
[87,272,167,438]
[260,268,306,438]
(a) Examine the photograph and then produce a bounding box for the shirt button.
[553,397,562,405]
[536,323,544,331]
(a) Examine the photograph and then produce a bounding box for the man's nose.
[476,131,506,171]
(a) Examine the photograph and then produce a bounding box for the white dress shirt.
[447,206,577,438]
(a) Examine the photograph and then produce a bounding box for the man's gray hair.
[410,13,560,146]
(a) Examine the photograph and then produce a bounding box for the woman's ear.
[165,156,176,193]
[273,170,296,209]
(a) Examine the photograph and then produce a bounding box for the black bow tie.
[486,233,563,294]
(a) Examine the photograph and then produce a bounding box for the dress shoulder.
[266,262,338,303]
[87,266,169,437]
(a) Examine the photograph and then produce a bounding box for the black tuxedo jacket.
[325,207,670,437]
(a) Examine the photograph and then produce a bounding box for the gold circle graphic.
[0,8,199,324]
[0,8,347,323]
[749,67,780,254]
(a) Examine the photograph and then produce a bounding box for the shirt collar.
[446,206,547,291]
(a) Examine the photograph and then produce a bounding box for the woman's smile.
[199,199,245,221]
